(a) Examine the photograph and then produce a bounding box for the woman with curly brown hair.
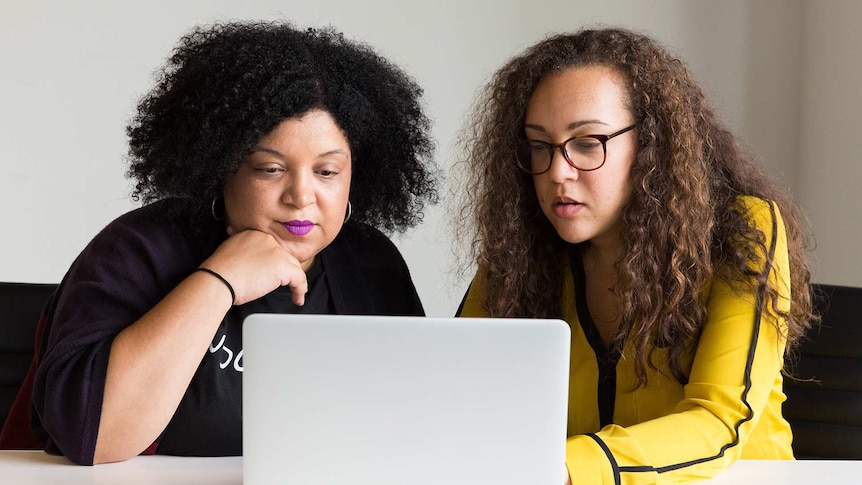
[456,28,813,484]
[2,21,438,465]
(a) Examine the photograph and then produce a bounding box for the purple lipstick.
[284,220,314,236]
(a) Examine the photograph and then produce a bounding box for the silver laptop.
[242,314,571,485]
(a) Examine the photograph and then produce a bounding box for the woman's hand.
[95,227,308,463]
[200,228,309,306]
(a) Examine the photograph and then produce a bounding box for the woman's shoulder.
[324,221,423,315]
[731,195,783,232]
[83,199,221,269]
[326,222,412,278]
[110,198,195,228]
[732,195,772,213]
[336,221,402,255]
[103,199,217,242]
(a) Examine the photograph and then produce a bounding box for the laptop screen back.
[242,314,570,485]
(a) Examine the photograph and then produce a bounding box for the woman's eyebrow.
[524,119,609,132]
[249,146,349,158]
[317,148,349,158]
[248,146,284,157]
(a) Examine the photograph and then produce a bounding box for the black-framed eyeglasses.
[516,124,638,175]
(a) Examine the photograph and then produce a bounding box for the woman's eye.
[573,139,601,150]
[256,166,282,174]
[528,142,548,153]
[318,170,337,177]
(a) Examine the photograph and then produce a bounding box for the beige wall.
[796,0,862,287]
[1,0,859,316]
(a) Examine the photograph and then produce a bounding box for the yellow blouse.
[459,197,794,484]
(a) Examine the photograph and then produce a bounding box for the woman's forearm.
[93,271,232,463]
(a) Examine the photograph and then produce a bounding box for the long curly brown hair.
[455,27,814,386]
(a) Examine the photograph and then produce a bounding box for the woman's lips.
[552,198,583,218]
[283,220,314,236]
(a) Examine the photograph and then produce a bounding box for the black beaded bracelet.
[195,267,236,306]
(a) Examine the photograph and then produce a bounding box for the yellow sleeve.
[566,198,793,484]
[457,268,490,317]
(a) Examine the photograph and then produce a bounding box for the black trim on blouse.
[569,247,620,428]
[603,200,781,479]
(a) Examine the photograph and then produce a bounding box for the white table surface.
[1,450,241,485]
[2,450,861,484]
[702,458,862,483]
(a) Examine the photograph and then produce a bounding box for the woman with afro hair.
[5,21,438,465]
[455,28,814,484]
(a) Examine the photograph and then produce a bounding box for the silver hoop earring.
[211,197,225,221]
[344,201,352,223]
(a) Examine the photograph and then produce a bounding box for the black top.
[30,198,424,464]
[157,258,333,456]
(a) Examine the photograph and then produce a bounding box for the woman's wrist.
[194,267,236,306]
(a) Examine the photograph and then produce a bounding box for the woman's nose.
[545,149,579,183]
[282,173,315,208]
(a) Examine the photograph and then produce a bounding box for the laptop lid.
[242,314,570,485]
